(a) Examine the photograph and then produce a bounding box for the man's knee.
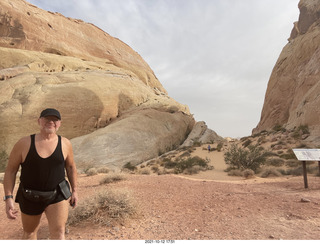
[49,225,66,240]
[22,230,38,240]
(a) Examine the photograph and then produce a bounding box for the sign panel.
[292,149,320,161]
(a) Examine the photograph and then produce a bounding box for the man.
[3,108,78,240]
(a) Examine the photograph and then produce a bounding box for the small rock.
[269,235,275,239]
[301,198,311,203]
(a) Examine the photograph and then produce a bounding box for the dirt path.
[2,174,320,240]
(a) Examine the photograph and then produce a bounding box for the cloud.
[28,0,300,137]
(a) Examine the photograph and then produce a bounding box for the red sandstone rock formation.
[253,0,320,143]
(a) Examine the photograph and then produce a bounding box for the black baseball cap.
[40,108,61,120]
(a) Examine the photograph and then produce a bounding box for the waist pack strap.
[21,185,57,203]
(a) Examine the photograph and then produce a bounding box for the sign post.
[292,149,320,189]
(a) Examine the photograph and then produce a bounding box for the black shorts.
[15,184,66,215]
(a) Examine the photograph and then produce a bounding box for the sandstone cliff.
[0,0,202,169]
[0,0,162,92]
[253,0,320,143]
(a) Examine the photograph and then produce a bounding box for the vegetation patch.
[68,188,139,226]
[100,173,126,184]
[163,156,212,174]
[224,144,268,173]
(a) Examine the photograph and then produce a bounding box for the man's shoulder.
[17,135,31,145]
[12,135,31,151]
[61,136,72,147]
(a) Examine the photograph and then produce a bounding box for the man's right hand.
[5,198,18,219]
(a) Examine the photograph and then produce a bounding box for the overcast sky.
[27,0,300,138]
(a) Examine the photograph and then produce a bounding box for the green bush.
[224,144,268,173]
[242,139,252,148]
[217,142,223,152]
[273,124,285,132]
[164,156,211,174]
[267,158,285,167]
[279,149,296,160]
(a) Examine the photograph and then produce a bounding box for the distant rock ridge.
[180,121,224,148]
[0,0,220,169]
[253,0,320,144]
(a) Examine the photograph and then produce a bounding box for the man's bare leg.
[45,200,69,240]
[21,212,42,240]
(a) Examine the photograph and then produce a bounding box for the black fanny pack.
[21,179,71,203]
[22,186,57,203]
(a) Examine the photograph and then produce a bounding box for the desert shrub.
[138,168,151,175]
[163,156,211,174]
[273,124,285,132]
[261,168,282,178]
[183,165,203,175]
[86,168,98,176]
[180,151,191,157]
[174,156,211,174]
[279,149,296,160]
[227,169,243,177]
[0,150,8,173]
[151,165,160,173]
[242,169,255,179]
[292,125,310,139]
[68,188,138,226]
[267,158,285,167]
[192,140,202,147]
[287,167,304,176]
[157,168,174,175]
[100,174,126,185]
[298,125,310,134]
[242,139,252,148]
[224,144,268,173]
[97,167,110,174]
[285,159,300,167]
[122,162,137,171]
[217,142,223,152]
[163,158,177,169]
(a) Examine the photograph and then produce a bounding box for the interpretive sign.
[292,149,320,161]
[292,149,320,188]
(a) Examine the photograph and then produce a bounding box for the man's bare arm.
[3,137,27,219]
[63,137,78,208]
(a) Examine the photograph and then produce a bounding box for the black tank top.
[20,134,66,191]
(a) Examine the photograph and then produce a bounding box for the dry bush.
[242,169,255,179]
[138,168,151,175]
[97,167,110,174]
[183,165,203,175]
[157,168,174,175]
[151,164,160,173]
[267,158,285,167]
[100,173,126,185]
[261,168,282,178]
[227,169,243,177]
[86,168,98,176]
[68,188,139,226]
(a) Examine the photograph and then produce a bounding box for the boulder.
[72,109,194,170]
[0,0,196,169]
[180,121,223,148]
[253,0,320,144]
